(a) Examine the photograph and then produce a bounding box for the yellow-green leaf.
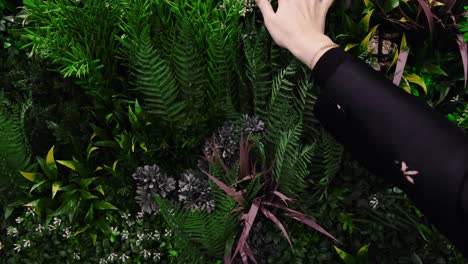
[334,246,354,262]
[95,166,103,172]
[90,132,97,141]
[345,43,359,51]
[401,33,408,51]
[46,146,58,179]
[359,9,374,33]
[57,160,77,171]
[52,182,61,199]
[139,142,148,152]
[74,225,89,236]
[405,73,428,94]
[388,49,399,73]
[87,147,99,160]
[400,17,408,22]
[363,0,372,7]
[20,171,42,182]
[360,25,379,52]
[357,244,370,256]
[112,160,118,172]
[95,185,105,196]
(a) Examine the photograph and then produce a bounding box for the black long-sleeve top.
[312,48,468,256]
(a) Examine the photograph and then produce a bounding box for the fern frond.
[242,17,273,120]
[265,62,300,145]
[273,123,314,196]
[309,128,344,190]
[129,27,186,124]
[172,19,207,111]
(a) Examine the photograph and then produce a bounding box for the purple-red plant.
[202,135,339,264]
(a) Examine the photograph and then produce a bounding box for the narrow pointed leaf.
[456,34,467,88]
[261,207,293,248]
[93,200,118,210]
[46,146,58,179]
[417,0,434,32]
[57,160,77,171]
[201,169,244,205]
[52,182,61,199]
[20,171,43,182]
[231,198,261,262]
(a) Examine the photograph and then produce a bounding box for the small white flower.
[73,252,80,260]
[7,227,18,237]
[137,233,145,241]
[63,227,72,239]
[53,217,62,226]
[121,213,131,220]
[99,258,108,264]
[164,228,172,237]
[137,212,144,219]
[142,249,152,259]
[0,240,4,251]
[26,208,34,216]
[369,195,379,209]
[107,252,118,262]
[121,230,129,240]
[151,231,160,240]
[35,224,45,233]
[15,217,23,224]
[153,252,161,261]
[14,243,21,253]
[119,254,129,262]
[111,227,118,234]
[23,240,31,248]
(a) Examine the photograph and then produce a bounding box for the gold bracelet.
[309,43,340,69]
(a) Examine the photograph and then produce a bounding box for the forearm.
[312,47,468,256]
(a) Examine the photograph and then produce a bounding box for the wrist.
[288,34,336,70]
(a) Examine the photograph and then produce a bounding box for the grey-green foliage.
[0,98,31,218]
[156,185,239,263]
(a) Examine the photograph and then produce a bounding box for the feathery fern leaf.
[129,27,186,124]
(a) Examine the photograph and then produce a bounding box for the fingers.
[256,0,275,23]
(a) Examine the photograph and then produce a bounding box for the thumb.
[256,0,275,23]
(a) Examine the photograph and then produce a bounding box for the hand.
[256,0,335,69]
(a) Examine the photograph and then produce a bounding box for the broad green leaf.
[46,146,58,179]
[52,182,61,199]
[360,25,379,52]
[423,64,448,76]
[93,201,118,210]
[57,160,77,171]
[84,204,94,224]
[134,99,142,116]
[128,106,138,129]
[79,177,98,189]
[80,190,99,200]
[382,0,399,12]
[359,9,374,33]
[20,171,43,182]
[74,225,89,236]
[90,233,97,246]
[29,180,47,194]
[37,157,52,179]
[95,185,105,195]
[405,73,428,94]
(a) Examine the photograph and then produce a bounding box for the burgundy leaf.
[393,50,409,86]
[243,242,258,264]
[263,201,340,243]
[201,169,245,205]
[417,0,434,32]
[261,207,293,249]
[232,198,261,263]
[239,135,251,178]
[273,191,295,205]
[456,34,468,88]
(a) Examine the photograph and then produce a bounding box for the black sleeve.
[312,47,468,256]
